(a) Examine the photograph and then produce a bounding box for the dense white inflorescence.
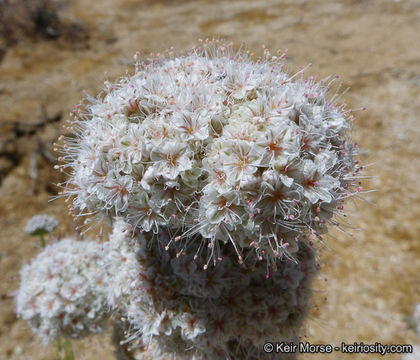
[24,214,58,236]
[57,42,362,266]
[15,238,109,344]
[105,218,316,360]
[33,42,364,358]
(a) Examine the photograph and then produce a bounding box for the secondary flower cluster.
[57,42,361,265]
[15,238,109,343]
[24,214,58,236]
[105,218,317,359]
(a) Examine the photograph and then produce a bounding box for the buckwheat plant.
[53,40,363,359]
[15,238,109,344]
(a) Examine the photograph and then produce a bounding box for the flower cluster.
[105,219,317,359]
[15,238,109,343]
[36,42,364,358]
[24,214,58,236]
[57,41,361,265]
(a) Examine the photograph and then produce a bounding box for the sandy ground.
[1,0,420,359]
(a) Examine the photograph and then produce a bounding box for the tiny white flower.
[150,141,194,180]
[173,112,210,141]
[127,192,166,232]
[301,155,340,204]
[219,140,260,186]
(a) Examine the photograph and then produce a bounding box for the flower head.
[15,238,109,343]
[24,214,58,236]
[56,41,362,265]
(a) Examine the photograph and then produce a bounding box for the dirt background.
[0,0,419,359]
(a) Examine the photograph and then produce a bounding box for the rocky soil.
[1,0,419,359]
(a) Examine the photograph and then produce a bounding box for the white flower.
[57,41,362,265]
[120,124,147,164]
[15,238,109,344]
[219,140,260,186]
[255,124,300,167]
[127,192,166,233]
[24,215,58,236]
[150,141,194,180]
[174,313,206,340]
[224,62,261,100]
[173,112,210,141]
[257,171,299,219]
[96,171,133,214]
[301,151,340,204]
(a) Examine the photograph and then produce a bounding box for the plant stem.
[39,233,46,248]
[56,336,74,360]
